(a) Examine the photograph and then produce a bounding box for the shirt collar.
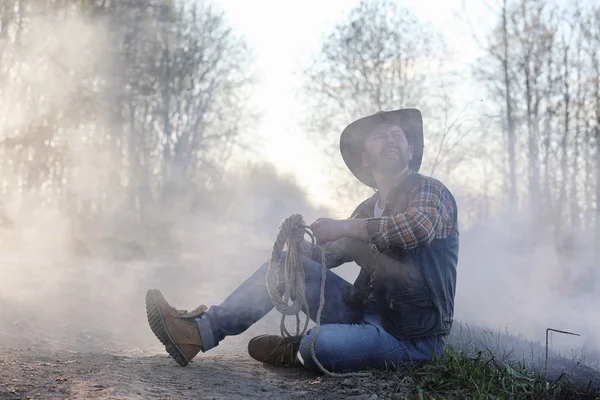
[375,167,413,202]
[359,168,415,217]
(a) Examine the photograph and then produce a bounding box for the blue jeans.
[195,256,444,373]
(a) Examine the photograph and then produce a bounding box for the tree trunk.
[560,37,570,230]
[502,0,518,210]
[570,38,583,232]
[594,62,600,243]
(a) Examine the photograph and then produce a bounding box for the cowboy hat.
[339,108,424,188]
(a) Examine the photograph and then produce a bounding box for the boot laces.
[175,305,208,319]
[271,336,301,366]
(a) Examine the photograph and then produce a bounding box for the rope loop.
[266,214,370,378]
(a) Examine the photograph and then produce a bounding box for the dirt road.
[0,346,336,400]
[0,318,391,400]
[1,248,598,399]
[0,255,385,400]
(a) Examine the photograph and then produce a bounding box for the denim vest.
[347,173,459,340]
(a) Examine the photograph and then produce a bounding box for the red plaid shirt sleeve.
[365,179,455,252]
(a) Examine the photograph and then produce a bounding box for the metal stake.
[545,328,581,377]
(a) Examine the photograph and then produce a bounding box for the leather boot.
[146,289,207,366]
[247,334,302,367]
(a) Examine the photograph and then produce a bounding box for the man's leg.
[196,256,361,352]
[296,309,445,372]
[146,254,362,366]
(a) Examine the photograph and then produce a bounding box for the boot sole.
[146,289,189,367]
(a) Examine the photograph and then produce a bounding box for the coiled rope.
[266,214,369,377]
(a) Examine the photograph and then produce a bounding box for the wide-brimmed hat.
[339,108,424,188]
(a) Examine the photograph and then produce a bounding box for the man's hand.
[310,218,371,244]
[310,218,344,244]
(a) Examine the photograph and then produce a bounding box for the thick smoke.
[0,6,327,353]
[448,190,600,375]
[0,3,597,384]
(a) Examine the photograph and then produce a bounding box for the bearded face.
[361,123,413,176]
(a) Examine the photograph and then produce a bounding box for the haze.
[0,0,598,375]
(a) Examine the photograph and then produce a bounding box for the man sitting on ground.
[146,108,459,372]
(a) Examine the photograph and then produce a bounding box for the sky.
[215,0,496,207]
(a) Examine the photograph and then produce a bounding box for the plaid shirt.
[346,171,457,303]
[316,170,456,274]
[361,171,456,252]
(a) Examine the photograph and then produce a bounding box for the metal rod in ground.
[545,328,581,377]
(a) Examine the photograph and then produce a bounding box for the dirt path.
[1,253,598,399]
[0,346,335,400]
[0,343,396,400]
[0,252,395,400]
[0,313,387,400]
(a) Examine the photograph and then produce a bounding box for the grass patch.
[381,349,600,399]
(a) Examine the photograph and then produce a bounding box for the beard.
[366,150,408,175]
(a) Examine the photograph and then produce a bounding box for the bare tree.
[301,0,447,199]
[0,0,256,239]
[469,0,522,211]
[501,0,518,209]
[476,0,600,252]
[583,8,600,240]
[107,1,255,216]
[478,1,559,214]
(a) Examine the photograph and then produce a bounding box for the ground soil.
[0,324,394,400]
[0,347,332,400]
[0,251,397,400]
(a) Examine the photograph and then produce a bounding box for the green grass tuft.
[379,348,600,400]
